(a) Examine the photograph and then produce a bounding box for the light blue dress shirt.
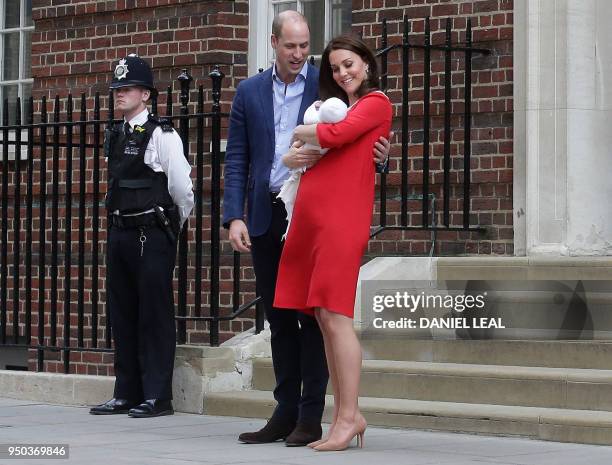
[269,63,308,192]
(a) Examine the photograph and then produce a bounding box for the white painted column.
[248,0,271,77]
[514,0,612,256]
[565,1,612,255]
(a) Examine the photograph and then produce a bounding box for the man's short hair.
[272,10,309,39]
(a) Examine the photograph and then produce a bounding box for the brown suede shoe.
[238,417,296,444]
[285,421,323,447]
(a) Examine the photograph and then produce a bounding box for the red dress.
[273,92,392,318]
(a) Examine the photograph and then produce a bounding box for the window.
[248,0,352,75]
[0,0,33,125]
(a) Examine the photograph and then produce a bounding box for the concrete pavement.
[0,397,611,465]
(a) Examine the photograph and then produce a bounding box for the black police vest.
[105,117,175,214]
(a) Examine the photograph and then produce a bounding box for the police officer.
[90,54,194,418]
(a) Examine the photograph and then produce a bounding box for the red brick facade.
[357,0,513,257]
[24,0,251,374]
[1,0,513,374]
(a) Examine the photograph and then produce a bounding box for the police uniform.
[90,55,194,418]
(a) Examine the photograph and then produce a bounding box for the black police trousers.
[107,222,177,401]
[250,194,329,424]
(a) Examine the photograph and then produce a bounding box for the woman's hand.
[292,124,319,146]
[282,140,323,170]
[373,131,394,165]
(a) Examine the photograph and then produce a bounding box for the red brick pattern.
[353,0,513,257]
[13,0,251,374]
[1,0,513,374]
[31,0,248,103]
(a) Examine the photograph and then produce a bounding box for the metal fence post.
[177,69,193,345]
[379,18,388,228]
[13,98,22,345]
[422,17,431,228]
[1,99,8,346]
[37,96,48,370]
[209,65,224,346]
[401,14,410,228]
[463,19,473,229]
[25,97,34,345]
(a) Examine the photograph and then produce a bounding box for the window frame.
[248,0,351,76]
[0,0,33,161]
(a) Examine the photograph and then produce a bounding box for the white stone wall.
[515,0,612,256]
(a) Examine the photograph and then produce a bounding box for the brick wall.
[32,0,248,101]
[356,0,513,257]
[0,0,513,374]
[5,0,251,374]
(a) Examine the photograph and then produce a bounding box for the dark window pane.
[1,84,19,124]
[302,0,324,56]
[25,0,33,27]
[3,32,20,80]
[272,2,298,63]
[21,82,31,123]
[331,0,352,37]
[273,2,297,16]
[5,0,20,28]
[23,31,31,78]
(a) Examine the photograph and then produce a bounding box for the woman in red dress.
[274,35,392,451]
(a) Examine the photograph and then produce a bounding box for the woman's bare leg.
[314,309,366,451]
[308,310,339,448]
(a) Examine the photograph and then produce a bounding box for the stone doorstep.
[435,257,612,280]
[0,370,115,406]
[359,256,612,283]
[358,257,612,279]
[356,256,612,336]
[354,256,612,327]
[252,357,612,411]
[5,366,611,445]
[436,257,612,267]
[253,357,612,383]
[0,345,250,412]
[357,339,612,370]
[204,390,612,446]
[0,326,272,413]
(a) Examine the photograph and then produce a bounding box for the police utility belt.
[111,206,178,244]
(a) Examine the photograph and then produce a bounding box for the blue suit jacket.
[223,64,320,237]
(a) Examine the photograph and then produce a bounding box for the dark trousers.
[107,223,177,401]
[250,194,329,424]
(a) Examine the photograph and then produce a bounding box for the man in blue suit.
[223,11,389,446]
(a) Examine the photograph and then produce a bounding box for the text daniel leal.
[373,317,505,329]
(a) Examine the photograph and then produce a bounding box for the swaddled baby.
[278,97,348,238]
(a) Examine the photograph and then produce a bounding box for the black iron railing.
[0,15,491,372]
[0,66,263,372]
[373,15,489,239]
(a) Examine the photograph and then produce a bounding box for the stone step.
[358,338,612,369]
[434,257,612,281]
[252,358,612,411]
[356,257,612,340]
[204,389,612,446]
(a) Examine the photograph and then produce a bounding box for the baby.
[278,97,348,238]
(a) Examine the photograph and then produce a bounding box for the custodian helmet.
[109,54,158,97]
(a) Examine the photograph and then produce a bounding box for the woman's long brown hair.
[319,35,380,105]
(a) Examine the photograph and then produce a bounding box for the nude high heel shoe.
[356,430,364,448]
[307,438,327,448]
[313,423,366,452]
[309,418,339,448]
